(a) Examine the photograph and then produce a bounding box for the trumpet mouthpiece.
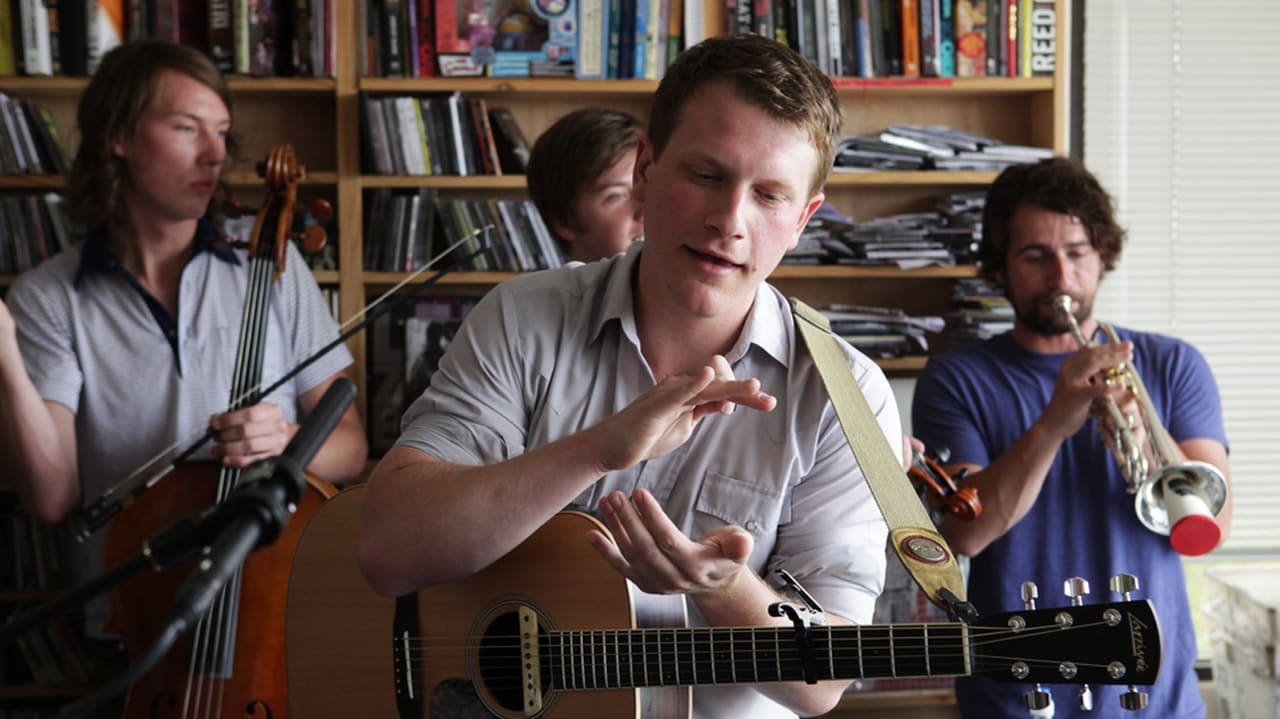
[1054,294,1074,314]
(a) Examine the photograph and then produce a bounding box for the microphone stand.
[0,378,357,718]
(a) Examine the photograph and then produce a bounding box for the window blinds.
[1083,0,1280,554]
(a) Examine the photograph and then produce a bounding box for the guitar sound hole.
[477,610,549,714]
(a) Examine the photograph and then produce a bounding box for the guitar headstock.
[969,574,1161,698]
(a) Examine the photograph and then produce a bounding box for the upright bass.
[102,145,336,719]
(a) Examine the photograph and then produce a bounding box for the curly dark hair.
[647,33,841,198]
[980,157,1126,282]
[526,107,644,245]
[65,41,239,229]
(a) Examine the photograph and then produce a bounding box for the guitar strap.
[790,298,973,620]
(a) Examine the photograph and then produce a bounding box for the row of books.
[0,193,77,274]
[360,92,530,177]
[366,0,582,78]
[820,303,945,358]
[363,188,566,273]
[366,0,684,80]
[835,124,1053,172]
[729,0,1054,79]
[364,0,1056,81]
[785,189,985,269]
[0,93,70,176]
[0,0,337,77]
[945,276,1013,342]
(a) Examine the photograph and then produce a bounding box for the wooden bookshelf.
[0,0,1070,443]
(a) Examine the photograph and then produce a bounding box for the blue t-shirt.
[912,329,1225,719]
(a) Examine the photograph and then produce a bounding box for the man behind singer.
[912,157,1231,718]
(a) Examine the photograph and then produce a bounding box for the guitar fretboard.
[545,623,970,690]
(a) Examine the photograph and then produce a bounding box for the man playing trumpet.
[912,157,1231,719]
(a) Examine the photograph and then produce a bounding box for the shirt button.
[745,520,759,533]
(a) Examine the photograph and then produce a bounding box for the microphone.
[165,378,356,631]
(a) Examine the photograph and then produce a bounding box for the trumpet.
[1053,294,1229,556]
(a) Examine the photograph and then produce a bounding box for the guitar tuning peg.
[1023,686,1053,717]
[1063,576,1090,605]
[1021,581,1039,610]
[1120,686,1149,711]
[1110,573,1140,600]
[1078,683,1094,711]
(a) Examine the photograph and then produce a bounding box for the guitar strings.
[390,617,1138,692]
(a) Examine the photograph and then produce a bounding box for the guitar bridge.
[519,605,544,716]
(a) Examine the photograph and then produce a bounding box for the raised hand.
[1041,341,1133,442]
[591,354,775,473]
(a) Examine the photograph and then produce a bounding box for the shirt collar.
[588,243,792,368]
[74,216,240,289]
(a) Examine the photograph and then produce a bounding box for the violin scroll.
[908,445,982,521]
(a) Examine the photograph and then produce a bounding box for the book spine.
[19,0,53,75]
[632,0,647,80]
[825,0,842,77]
[1004,0,1016,76]
[1018,0,1030,76]
[208,0,234,71]
[1029,0,1054,76]
[937,0,954,76]
[953,0,985,77]
[899,0,918,77]
[413,0,434,76]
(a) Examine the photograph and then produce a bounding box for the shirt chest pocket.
[694,470,791,537]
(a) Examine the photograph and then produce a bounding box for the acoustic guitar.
[285,486,1162,718]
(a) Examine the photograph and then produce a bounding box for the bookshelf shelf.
[0,76,336,95]
[355,172,997,190]
[0,175,65,190]
[358,175,527,190]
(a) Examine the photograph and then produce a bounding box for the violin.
[103,145,337,719]
[908,445,982,522]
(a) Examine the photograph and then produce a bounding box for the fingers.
[209,403,289,467]
[691,355,776,415]
[589,489,753,596]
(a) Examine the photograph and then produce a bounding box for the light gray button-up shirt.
[398,245,900,719]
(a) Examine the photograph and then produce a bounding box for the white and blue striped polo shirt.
[7,216,351,630]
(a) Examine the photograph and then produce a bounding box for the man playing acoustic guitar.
[359,33,902,719]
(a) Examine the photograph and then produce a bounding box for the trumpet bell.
[1133,461,1229,556]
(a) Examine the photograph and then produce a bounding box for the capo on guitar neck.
[770,570,827,685]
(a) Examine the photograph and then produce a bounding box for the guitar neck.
[544,623,970,690]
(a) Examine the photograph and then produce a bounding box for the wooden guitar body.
[285,486,689,718]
